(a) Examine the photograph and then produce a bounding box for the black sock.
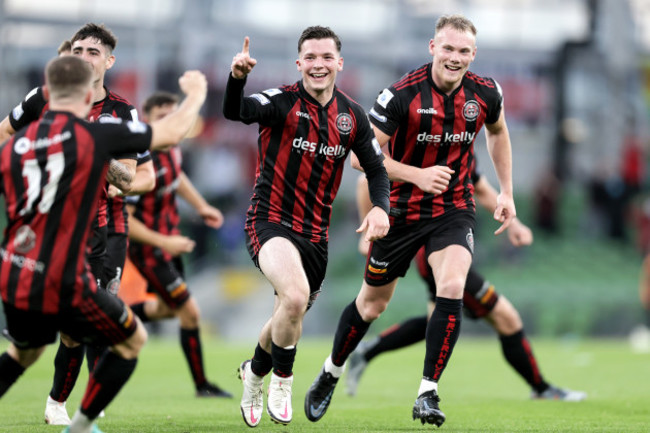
[271,342,296,378]
[130,303,150,323]
[365,316,427,362]
[79,351,137,420]
[423,297,462,381]
[49,343,84,402]
[86,344,107,375]
[500,329,549,392]
[331,300,371,367]
[180,328,206,387]
[250,343,272,377]
[0,352,25,398]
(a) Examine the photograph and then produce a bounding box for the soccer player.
[125,91,232,399]
[304,14,515,427]
[346,174,587,401]
[0,24,155,425]
[0,55,208,433]
[223,27,390,426]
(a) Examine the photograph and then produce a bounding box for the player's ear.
[296,58,301,71]
[42,86,50,102]
[338,56,343,72]
[84,88,93,105]
[105,54,116,70]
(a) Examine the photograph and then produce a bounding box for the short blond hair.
[435,14,477,36]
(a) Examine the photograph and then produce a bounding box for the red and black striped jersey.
[0,111,151,313]
[369,63,503,225]
[7,86,140,231]
[224,76,389,243]
[127,146,182,265]
[88,90,139,234]
[8,87,48,132]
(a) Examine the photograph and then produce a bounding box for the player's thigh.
[258,237,310,297]
[60,289,138,348]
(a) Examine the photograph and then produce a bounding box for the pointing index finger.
[242,36,250,54]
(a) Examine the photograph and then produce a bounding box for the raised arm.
[223,37,258,122]
[149,71,208,151]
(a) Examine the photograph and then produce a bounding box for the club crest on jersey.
[463,101,480,121]
[336,113,353,135]
[466,228,474,254]
[13,225,36,254]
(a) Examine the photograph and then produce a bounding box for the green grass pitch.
[1,336,648,432]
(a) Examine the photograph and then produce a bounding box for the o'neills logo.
[417,108,437,115]
[292,137,346,158]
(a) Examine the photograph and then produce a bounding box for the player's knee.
[282,288,310,319]
[177,297,200,326]
[490,297,522,334]
[437,276,465,298]
[115,323,148,360]
[358,298,388,322]
[59,333,81,348]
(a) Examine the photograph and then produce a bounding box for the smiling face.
[429,26,477,94]
[296,37,343,105]
[71,37,115,91]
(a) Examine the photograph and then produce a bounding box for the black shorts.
[130,252,190,309]
[2,289,137,349]
[245,220,327,305]
[103,232,127,295]
[365,210,475,286]
[415,248,499,319]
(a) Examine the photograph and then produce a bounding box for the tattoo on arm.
[107,159,134,191]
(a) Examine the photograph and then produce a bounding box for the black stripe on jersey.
[279,99,309,230]
[254,114,287,221]
[5,130,31,305]
[317,95,353,237]
[291,99,320,237]
[434,87,465,215]
[414,90,436,221]
[456,86,478,210]
[29,117,76,310]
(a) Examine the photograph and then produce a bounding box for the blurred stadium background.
[1,0,650,342]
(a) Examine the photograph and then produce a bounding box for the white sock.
[417,378,438,397]
[68,410,93,433]
[324,355,345,378]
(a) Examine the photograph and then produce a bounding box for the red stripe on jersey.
[394,66,428,91]
[42,124,98,313]
[266,100,301,227]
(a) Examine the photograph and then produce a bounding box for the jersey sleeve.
[350,106,390,213]
[368,84,407,138]
[223,74,281,126]
[136,151,152,165]
[484,79,504,125]
[8,87,47,132]
[89,118,152,159]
